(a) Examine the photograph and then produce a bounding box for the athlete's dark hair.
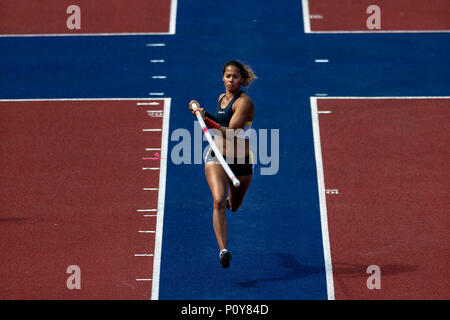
[222,60,257,88]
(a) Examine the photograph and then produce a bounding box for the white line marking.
[310,97,335,301]
[152,76,167,79]
[136,279,152,281]
[315,93,328,97]
[149,92,165,96]
[315,59,329,63]
[146,148,161,151]
[143,188,158,191]
[151,98,171,301]
[146,43,166,47]
[169,0,178,35]
[134,254,154,257]
[137,209,158,212]
[143,215,158,217]
[318,111,333,114]
[301,0,311,33]
[142,129,162,132]
[137,102,160,106]
[139,230,156,233]
[142,168,160,170]
[150,60,165,63]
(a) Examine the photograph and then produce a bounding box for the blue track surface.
[1,0,449,300]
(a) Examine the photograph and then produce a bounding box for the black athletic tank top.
[213,91,242,127]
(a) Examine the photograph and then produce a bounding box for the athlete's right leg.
[205,162,229,251]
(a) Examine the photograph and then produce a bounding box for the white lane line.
[301,0,311,33]
[152,76,167,79]
[318,111,333,114]
[138,230,156,233]
[149,92,165,96]
[142,168,160,170]
[310,97,335,300]
[146,43,165,47]
[315,59,329,63]
[315,93,328,97]
[137,102,160,106]
[169,0,178,35]
[137,209,158,212]
[136,279,152,281]
[143,188,158,191]
[146,148,161,151]
[150,60,165,63]
[134,254,154,257]
[142,128,162,132]
[151,98,171,301]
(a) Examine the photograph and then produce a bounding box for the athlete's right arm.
[189,100,205,118]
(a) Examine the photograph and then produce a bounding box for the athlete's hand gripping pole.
[192,102,240,188]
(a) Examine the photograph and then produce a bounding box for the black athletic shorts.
[205,148,253,176]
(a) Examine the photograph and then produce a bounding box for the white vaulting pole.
[192,103,240,187]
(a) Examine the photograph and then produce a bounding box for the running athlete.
[189,60,257,268]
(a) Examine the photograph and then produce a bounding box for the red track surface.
[0,99,165,299]
[307,0,450,31]
[317,98,450,299]
[0,0,171,34]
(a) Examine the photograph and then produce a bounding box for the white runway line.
[310,97,335,300]
[137,102,160,106]
[142,128,162,132]
[169,0,178,34]
[151,98,171,300]
[301,0,311,33]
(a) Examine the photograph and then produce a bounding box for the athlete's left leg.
[227,174,252,212]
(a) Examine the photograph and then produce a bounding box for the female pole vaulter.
[189,60,257,268]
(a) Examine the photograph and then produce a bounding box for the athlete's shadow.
[237,253,323,288]
[237,253,418,288]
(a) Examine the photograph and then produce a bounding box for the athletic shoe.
[220,249,232,268]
